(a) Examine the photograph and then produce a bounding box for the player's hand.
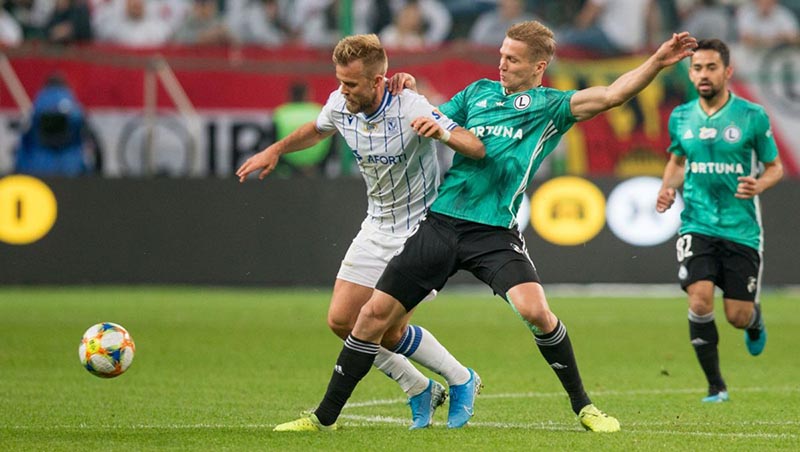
[657,32,698,67]
[235,148,280,183]
[411,117,444,139]
[735,176,760,199]
[656,187,676,213]
[388,72,417,95]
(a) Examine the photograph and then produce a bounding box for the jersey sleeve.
[403,89,458,132]
[315,89,340,134]
[666,109,686,157]
[548,89,578,132]
[439,84,469,126]
[752,107,779,163]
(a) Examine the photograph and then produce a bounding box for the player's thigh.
[678,233,721,294]
[718,240,760,302]
[459,225,540,297]
[336,225,406,289]
[378,214,458,311]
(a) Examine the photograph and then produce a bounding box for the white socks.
[393,325,470,386]
[373,347,429,397]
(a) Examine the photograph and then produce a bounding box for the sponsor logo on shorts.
[747,276,758,293]
[678,265,688,280]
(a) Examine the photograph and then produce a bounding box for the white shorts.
[337,220,408,288]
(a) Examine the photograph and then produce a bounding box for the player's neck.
[364,81,387,117]
[699,89,730,116]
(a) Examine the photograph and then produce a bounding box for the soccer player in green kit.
[274,21,697,433]
[656,38,783,403]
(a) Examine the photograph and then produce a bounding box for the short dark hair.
[694,39,730,67]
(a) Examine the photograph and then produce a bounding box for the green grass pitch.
[1,286,798,451]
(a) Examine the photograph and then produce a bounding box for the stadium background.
[1,0,799,288]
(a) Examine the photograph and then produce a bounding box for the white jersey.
[317,86,457,235]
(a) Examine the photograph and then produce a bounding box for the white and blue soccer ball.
[78,322,135,378]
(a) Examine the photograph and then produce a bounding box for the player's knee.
[327,313,354,340]
[726,310,750,329]
[358,300,395,330]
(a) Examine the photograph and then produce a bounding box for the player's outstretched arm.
[235,122,335,182]
[736,157,784,199]
[410,117,485,159]
[571,32,697,122]
[656,154,685,213]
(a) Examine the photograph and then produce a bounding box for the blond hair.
[332,34,388,78]
[506,21,556,63]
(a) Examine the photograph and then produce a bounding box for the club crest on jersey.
[386,117,399,134]
[514,94,532,110]
[723,125,741,143]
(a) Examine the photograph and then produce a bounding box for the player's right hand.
[655,187,676,213]
[235,148,279,183]
[387,73,417,95]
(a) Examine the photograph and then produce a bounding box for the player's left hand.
[388,73,417,95]
[657,32,698,67]
[411,117,444,139]
[735,176,761,199]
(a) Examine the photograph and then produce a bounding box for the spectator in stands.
[3,0,52,40]
[736,0,800,47]
[172,0,232,45]
[469,0,539,47]
[390,0,451,45]
[0,5,23,46]
[557,0,661,55]
[677,0,733,41]
[226,0,287,46]
[379,1,426,49]
[93,0,171,48]
[44,0,93,44]
[14,74,100,176]
[285,0,380,48]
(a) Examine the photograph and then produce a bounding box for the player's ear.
[534,60,548,76]
[724,65,733,81]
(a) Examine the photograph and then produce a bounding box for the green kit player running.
[274,21,697,433]
[656,38,783,403]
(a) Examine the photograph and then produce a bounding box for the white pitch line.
[343,385,800,409]
[339,415,798,440]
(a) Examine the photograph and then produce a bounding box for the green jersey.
[667,92,779,251]
[433,79,577,228]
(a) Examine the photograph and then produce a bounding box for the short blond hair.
[506,21,556,63]
[332,34,388,78]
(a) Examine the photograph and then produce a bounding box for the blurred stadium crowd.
[1,0,798,51]
[1,0,799,179]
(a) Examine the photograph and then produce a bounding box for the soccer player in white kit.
[236,34,485,430]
